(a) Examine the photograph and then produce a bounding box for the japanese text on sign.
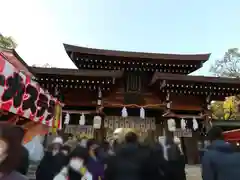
[0,53,60,127]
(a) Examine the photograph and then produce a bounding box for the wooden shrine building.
[30,44,240,164]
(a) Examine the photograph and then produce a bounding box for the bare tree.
[210,48,240,77]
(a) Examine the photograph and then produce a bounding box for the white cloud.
[0,0,76,68]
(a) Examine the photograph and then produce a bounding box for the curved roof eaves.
[63,43,211,62]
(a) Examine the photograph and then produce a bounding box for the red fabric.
[224,130,240,141]
[0,53,6,72]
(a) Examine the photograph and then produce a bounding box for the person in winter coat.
[12,126,29,175]
[53,144,72,176]
[98,141,110,164]
[54,146,92,180]
[86,139,104,180]
[0,124,28,180]
[105,131,153,180]
[159,136,186,180]
[145,142,169,180]
[202,127,240,180]
[36,137,64,180]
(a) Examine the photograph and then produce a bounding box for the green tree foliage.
[210,48,240,77]
[223,97,238,120]
[211,101,225,120]
[210,48,240,116]
[211,97,238,120]
[0,34,17,49]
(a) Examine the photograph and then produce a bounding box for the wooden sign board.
[174,129,192,137]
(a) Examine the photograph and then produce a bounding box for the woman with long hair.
[0,124,27,180]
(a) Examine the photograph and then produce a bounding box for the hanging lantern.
[180,118,186,130]
[79,113,85,125]
[121,107,128,118]
[140,107,145,119]
[167,118,176,132]
[193,117,198,130]
[93,115,102,129]
[64,113,70,125]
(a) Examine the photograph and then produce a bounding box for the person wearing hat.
[51,137,64,155]
[36,136,64,180]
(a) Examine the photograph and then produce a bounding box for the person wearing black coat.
[36,137,64,180]
[145,143,169,180]
[12,126,29,175]
[16,146,29,175]
[36,150,56,180]
[105,132,167,180]
[166,138,186,180]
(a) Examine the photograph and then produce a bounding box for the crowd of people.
[1,123,240,180]
[35,129,186,180]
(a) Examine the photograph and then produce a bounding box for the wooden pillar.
[203,94,212,134]
[94,87,102,142]
[163,91,174,144]
[183,131,199,164]
[155,116,164,140]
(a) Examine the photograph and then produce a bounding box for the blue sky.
[1,0,240,75]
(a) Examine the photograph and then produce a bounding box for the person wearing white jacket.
[54,166,92,180]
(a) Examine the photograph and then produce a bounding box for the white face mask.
[69,158,84,172]
[52,150,59,156]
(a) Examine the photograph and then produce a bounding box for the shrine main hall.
[20,44,240,164]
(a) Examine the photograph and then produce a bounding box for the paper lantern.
[93,115,102,129]
[79,113,85,125]
[193,117,198,130]
[180,118,186,130]
[121,107,128,118]
[140,107,145,119]
[64,113,70,125]
[167,118,176,132]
